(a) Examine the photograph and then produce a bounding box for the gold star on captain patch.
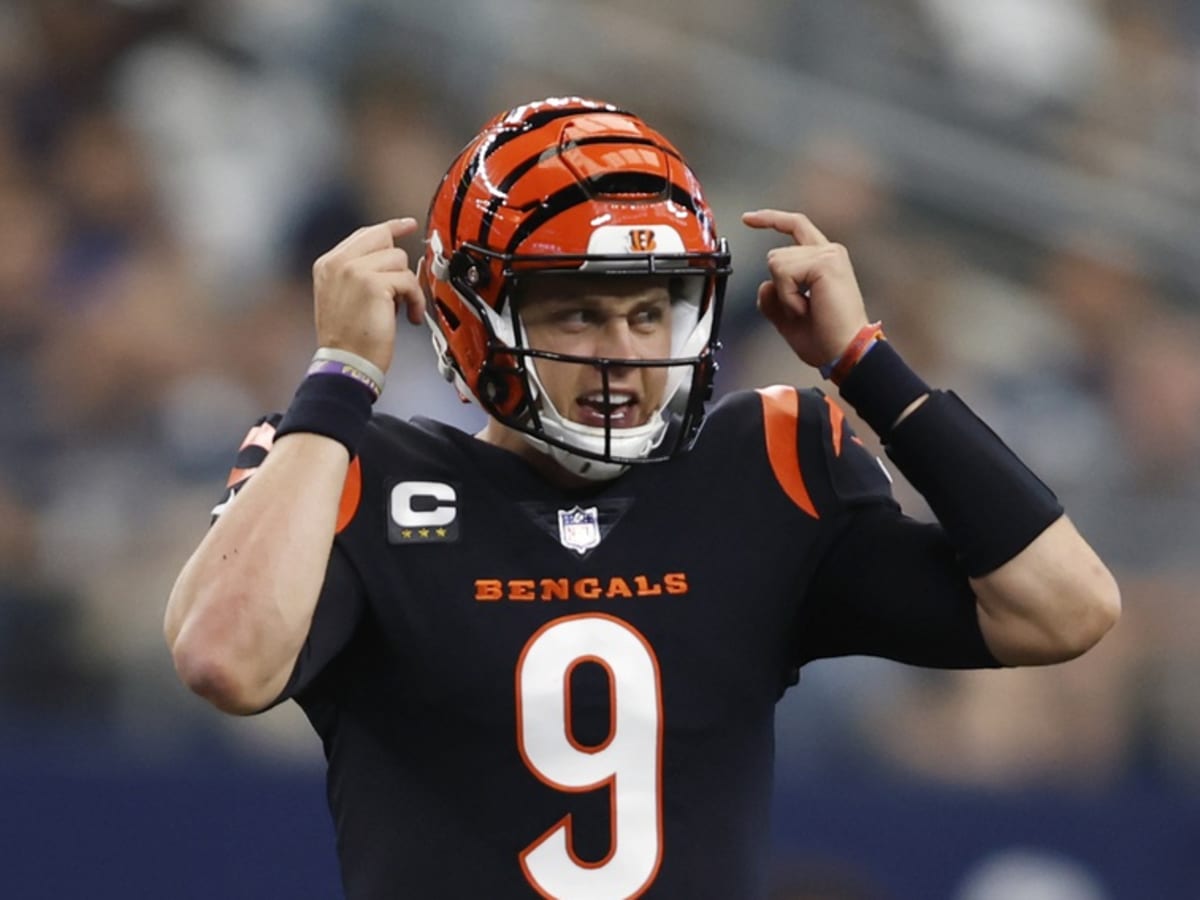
[401,529,412,539]
[418,528,430,538]
[436,527,447,537]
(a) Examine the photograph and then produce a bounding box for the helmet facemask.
[441,244,728,480]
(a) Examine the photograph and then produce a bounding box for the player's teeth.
[583,393,633,404]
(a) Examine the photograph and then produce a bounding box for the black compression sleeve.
[885,391,1063,576]
[837,340,930,440]
[839,342,1063,577]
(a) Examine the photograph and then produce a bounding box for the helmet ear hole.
[448,249,491,291]
[478,369,527,419]
[479,371,507,405]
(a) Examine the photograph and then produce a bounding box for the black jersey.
[223,386,997,899]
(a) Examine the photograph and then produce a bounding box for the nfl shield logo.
[557,505,601,555]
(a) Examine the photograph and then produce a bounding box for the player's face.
[517,276,673,430]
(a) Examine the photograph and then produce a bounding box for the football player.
[165,97,1119,899]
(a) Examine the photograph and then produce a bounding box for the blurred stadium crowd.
[2,0,1200,812]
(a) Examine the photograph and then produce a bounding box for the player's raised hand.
[311,218,426,375]
[741,209,870,369]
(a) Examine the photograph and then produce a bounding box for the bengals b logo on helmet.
[627,229,658,253]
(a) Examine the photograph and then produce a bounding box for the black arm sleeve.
[795,505,1001,669]
[839,342,1062,576]
[268,542,367,706]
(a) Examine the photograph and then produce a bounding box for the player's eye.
[629,302,668,332]
[552,307,600,330]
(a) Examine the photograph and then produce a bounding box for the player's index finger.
[741,209,828,246]
[385,217,420,241]
[336,218,419,256]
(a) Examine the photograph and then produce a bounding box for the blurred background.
[1,0,1198,897]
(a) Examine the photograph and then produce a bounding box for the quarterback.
[166,97,1119,899]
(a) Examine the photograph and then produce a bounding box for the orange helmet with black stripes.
[422,97,731,479]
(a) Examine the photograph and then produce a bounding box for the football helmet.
[422,97,731,480]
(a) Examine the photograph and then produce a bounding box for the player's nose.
[594,317,639,364]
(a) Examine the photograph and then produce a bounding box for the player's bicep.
[796,506,1000,669]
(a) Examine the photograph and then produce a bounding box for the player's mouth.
[575,390,642,428]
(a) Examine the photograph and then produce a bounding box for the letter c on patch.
[391,481,457,527]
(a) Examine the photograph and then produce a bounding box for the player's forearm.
[836,342,1120,664]
[165,433,349,714]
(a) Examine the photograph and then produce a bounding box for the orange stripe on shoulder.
[335,456,362,533]
[225,466,256,488]
[757,386,818,519]
[225,421,279,487]
[239,421,277,452]
[823,394,845,457]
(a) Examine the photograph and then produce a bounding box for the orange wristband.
[821,321,885,386]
